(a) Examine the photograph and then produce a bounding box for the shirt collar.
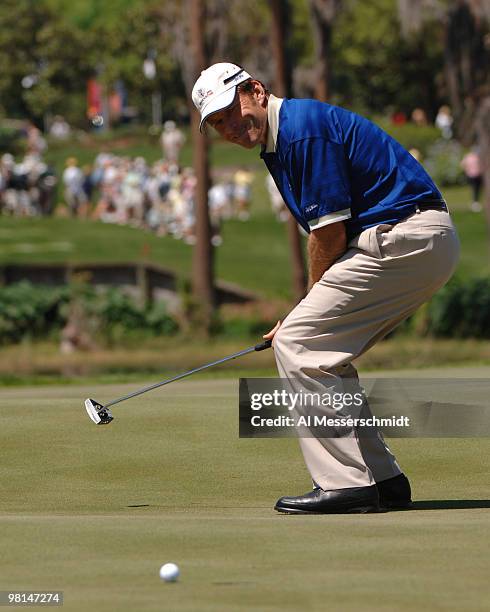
[265,94,284,153]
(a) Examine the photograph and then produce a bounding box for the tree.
[188,0,215,330]
[443,1,489,138]
[269,0,307,302]
[0,0,91,124]
[327,0,442,115]
[475,98,490,235]
[0,0,183,127]
[397,0,489,131]
[25,19,93,125]
[397,0,490,239]
[307,0,342,101]
[156,0,218,331]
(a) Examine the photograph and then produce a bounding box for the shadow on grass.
[410,500,490,510]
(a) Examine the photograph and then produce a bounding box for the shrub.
[427,277,490,338]
[374,118,440,156]
[370,119,465,186]
[0,281,179,346]
[423,139,465,186]
[0,282,68,344]
[95,288,179,344]
[366,276,490,341]
[216,316,278,340]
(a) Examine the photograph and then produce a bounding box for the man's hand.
[307,221,347,289]
[263,320,282,343]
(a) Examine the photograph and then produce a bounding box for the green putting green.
[0,377,489,611]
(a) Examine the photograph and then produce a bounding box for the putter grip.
[254,338,273,351]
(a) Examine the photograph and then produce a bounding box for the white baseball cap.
[192,62,252,131]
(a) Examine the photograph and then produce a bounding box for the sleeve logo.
[304,203,319,219]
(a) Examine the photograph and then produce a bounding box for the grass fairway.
[1,375,489,611]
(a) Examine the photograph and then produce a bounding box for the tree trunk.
[189,0,215,331]
[475,96,490,253]
[308,0,333,101]
[269,0,307,302]
[443,43,462,124]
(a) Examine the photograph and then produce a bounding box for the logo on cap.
[196,88,214,108]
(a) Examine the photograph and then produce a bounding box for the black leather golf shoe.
[376,473,412,509]
[274,484,380,514]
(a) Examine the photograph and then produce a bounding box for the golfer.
[192,63,460,514]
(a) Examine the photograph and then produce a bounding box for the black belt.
[413,201,448,213]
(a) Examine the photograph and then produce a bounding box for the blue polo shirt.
[260,98,445,240]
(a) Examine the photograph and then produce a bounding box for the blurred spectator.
[409,148,422,162]
[0,152,55,216]
[172,166,195,242]
[233,167,253,221]
[161,120,185,163]
[92,148,112,187]
[145,160,172,235]
[208,181,230,245]
[81,165,94,202]
[266,173,289,222]
[37,165,57,216]
[97,156,121,220]
[0,144,259,245]
[62,158,88,217]
[411,108,428,126]
[60,301,96,354]
[0,153,16,214]
[49,116,71,140]
[435,105,453,140]
[391,111,407,126]
[460,148,483,212]
[121,159,145,226]
[26,123,47,155]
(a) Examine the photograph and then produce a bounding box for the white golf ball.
[159,563,180,582]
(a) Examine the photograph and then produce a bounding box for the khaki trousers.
[273,209,460,490]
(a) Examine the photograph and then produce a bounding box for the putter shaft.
[103,339,272,409]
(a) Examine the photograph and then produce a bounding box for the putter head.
[84,398,114,425]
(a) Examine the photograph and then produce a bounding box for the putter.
[84,338,272,425]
